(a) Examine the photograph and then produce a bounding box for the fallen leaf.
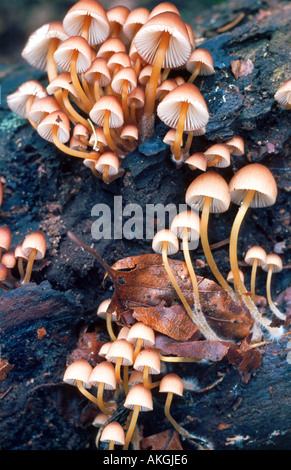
[231,59,254,79]
[0,359,14,380]
[140,429,183,450]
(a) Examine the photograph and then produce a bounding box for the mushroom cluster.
[64,314,196,450]
[151,161,287,342]
[0,225,47,289]
[7,0,216,181]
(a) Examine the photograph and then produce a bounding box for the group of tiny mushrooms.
[3,0,290,451]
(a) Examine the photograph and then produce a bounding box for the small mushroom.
[133,348,161,389]
[105,339,134,392]
[95,151,121,184]
[123,383,153,450]
[262,253,286,321]
[0,225,12,260]
[126,321,155,361]
[14,245,28,282]
[21,231,47,284]
[111,67,137,123]
[228,164,283,339]
[225,135,245,156]
[204,143,231,168]
[186,48,215,83]
[274,79,291,110]
[100,421,125,450]
[96,297,117,341]
[89,361,117,415]
[157,83,209,162]
[184,153,207,172]
[7,80,47,127]
[0,263,8,290]
[63,359,99,405]
[244,245,267,302]
[84,57,112,101]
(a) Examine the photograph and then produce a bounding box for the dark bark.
[0,0,290,451]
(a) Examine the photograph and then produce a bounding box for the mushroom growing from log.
[21,231,47,284]
[262,253,286,321]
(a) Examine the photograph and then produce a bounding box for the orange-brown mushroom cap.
[186,48,215,76]
[89,95,124,128]
[21,231,47,260]
[159,373,184,396]
[244,246,267,267]
[0,225,12,251]
[185,171,230,213]
[204,143,231,168]
[53,36,93,73]
[37,110,71,143]
[100,421,125,446]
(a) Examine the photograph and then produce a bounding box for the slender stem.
[266,266,286,320]
[76,380,99,405]
[173,102,188,162]
[164,393,199,440]
[229,190,271,328]
[46,38,64,108]
[133,337,143,362]
[201,197,237,301]
[108,440,115,450]
[130,101,137,123]
[52,125,99,160]
[70,50,92,112]
[81,76,95,104]
[123,405,140,450]
[144,32,171,117]
[183,131,194,156]
[103,110,123,155]
[182,228,221,340]
[94,77,101,101]
[106,313,116,341]
[122,80,129,123]
[18,257,25,281]
[97,382,114,415]
[123,365,129,395]
[115,357,123,384]
[22,248,37,284]
[188,62,202,84]
[159,353,201,363]
[162,241,198,326]
[62,89,92,130]
[26,96,38,129]
[81,14,92,41]
[102,165,110,184]
[143,367,160,389]
[250,258,258,302]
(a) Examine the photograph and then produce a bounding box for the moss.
[0,112,26,133]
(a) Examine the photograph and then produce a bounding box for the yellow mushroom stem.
[229,189,272,328]
[114,357,124,385]
[102,165,110,184]
[123,405,140,450]
[70,49,92,112]
[182,228,221,340]
[207,156,221,167]
[133,55,142,76]
[130,100,137,124]
[94,75,102,101]
[161,241,198,327]
[108,440,115,450]
[164,392,197,440]
[97,382,115,415]
[81,14,92,41]
[173,102,188,162]
[62,89,92,130]
[250,258,258,302]
[52,125,98,160]
[201,196,237,301]
[183,130,194,156]
[142,367,160,389]
[103,110,124,156]
[106,313,116,341]
[161,67,170,81]
[159,353,200,363]
[144,31,171,117]
[265,265,286,320]
[188,62,202,84]
[133,338,143,362]
[76,379,99,405]
[81,76,95,104]
[121,81,130,123]
[22,248,37,285]
[46,38,63,107]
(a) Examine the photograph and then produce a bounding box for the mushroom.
[105,339,134,392]
[228,163,283,339]
[170,210,221,340]
[47,73,92,130]
[84,57,112,101]
[21,231,47,284]
[262,253,286,321]
[88,361,117,415]
[14,245,28,282]
[134,12,191,137]
[107,5,130,40]
[156,78,178,102]
[95,151,121,184]
[152,229,198,326]
[126,322,155,362]
[111,67,137,123]
[185,171,235,301]
[0,225,12,260]
[274,79,291,110]
[122,7,150,42]
[123,383,153,450]
[62,0,110,46]
[89,95,124,156]
[21,22,68,84]
[53,36,93,112]
[225,135,245,157]
[28,96,61,125]
[100,421,125,450]
[97,298,117,341]
[244,246,267,302]
[159,373,193,439]
[133,348,161,389]
[157,83,209,162]
[1,251,17,286]
[184,153,207,172]
[63,359,99,405]
[120,124,139,150]
[204,143,231,168]
[97,37,126,61]
[227,269,244,285]
[186,48,215,83]
[7,80,47,126]
[127,86,145,124]
[107,51,131,77]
